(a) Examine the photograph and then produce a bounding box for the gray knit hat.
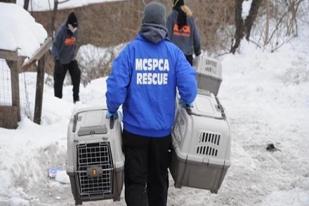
[142,1,166,26]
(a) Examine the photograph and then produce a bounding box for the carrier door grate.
[77,142,113,198]
[196,132,221,156]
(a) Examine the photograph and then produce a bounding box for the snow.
[242,0,252,19]
[0,3,47,57]
[16,0,125,11]
[55,170,70,184]
[259,189,309,206]
[0,11,309,206]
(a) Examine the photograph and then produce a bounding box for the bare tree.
[50,0,71,35]
[255,0,306,51]
[230,0,244,54]
[264,0,270,45]
[230,0,262,54]
[244,0,262,40]
[286,0,304,36]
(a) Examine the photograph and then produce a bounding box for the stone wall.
[31,0,234,73]
[31,0,142,47]
[32,0,234,49]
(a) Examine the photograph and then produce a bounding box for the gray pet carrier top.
[66,107,124,205]
[196,55,222,95]
[170,91,231,193]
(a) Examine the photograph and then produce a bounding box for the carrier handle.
[214,96,226,119]
[72,114,78,132]
[109,118,115,130]
[186,96,226,120]
[179,99,193,116]
[185,107,193,116]
[186,103,226,120]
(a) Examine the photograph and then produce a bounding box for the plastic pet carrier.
[170,91,231,193]
[196,55,222,95]
[66,107,124,205]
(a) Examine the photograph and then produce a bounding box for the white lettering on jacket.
[135,58,169,85]
[136,58,169,71]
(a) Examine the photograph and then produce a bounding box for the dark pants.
[54,60,81,102]
[185,55,193,66]
[122,130,171,206]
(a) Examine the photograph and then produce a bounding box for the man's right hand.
[106,111,118,120]
[179,99,193,109]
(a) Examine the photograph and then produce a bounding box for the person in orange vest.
[167,0,201,65]
[52,12,81,103]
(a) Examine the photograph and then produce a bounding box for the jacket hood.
[181,5,192,17]
[66,12,78,27]
[139,23,168,44]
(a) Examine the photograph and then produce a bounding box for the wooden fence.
[0,49,23,128]
[23,37,52,125]
[0,37,52,129]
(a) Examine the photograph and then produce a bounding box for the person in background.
[105,1,197,206]
[167,0,201,65]
[52,11,81,103]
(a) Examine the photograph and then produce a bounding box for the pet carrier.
[170,91,231,193]
[196,55,222,95]
[66,107,124,205]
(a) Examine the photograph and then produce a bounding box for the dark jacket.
[167,9,201,56]
[52,24,77,64]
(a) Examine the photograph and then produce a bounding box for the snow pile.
[77,43,126,86]
[16,0,125,11]
[0,3,47,57]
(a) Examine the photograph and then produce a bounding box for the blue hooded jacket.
[106,25,197,138]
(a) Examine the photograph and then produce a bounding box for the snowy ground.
[1,22,309,206]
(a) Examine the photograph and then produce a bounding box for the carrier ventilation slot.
[76,142,113,198]
[196,132,220,156]
[196,146,218,156]
[199,132,221,145]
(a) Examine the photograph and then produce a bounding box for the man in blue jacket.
[106,2,197,206]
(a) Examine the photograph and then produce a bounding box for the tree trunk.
[230,0,244,54]
[231,0,262,53]
[23,0,30,10]
[244,0,262,40]
[289,0,304,36]
[264,0,270,45]
[50,0,59,35]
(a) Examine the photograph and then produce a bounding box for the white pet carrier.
[170,91,231,193]
[66,107,124,205]
[196,55,222,95]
